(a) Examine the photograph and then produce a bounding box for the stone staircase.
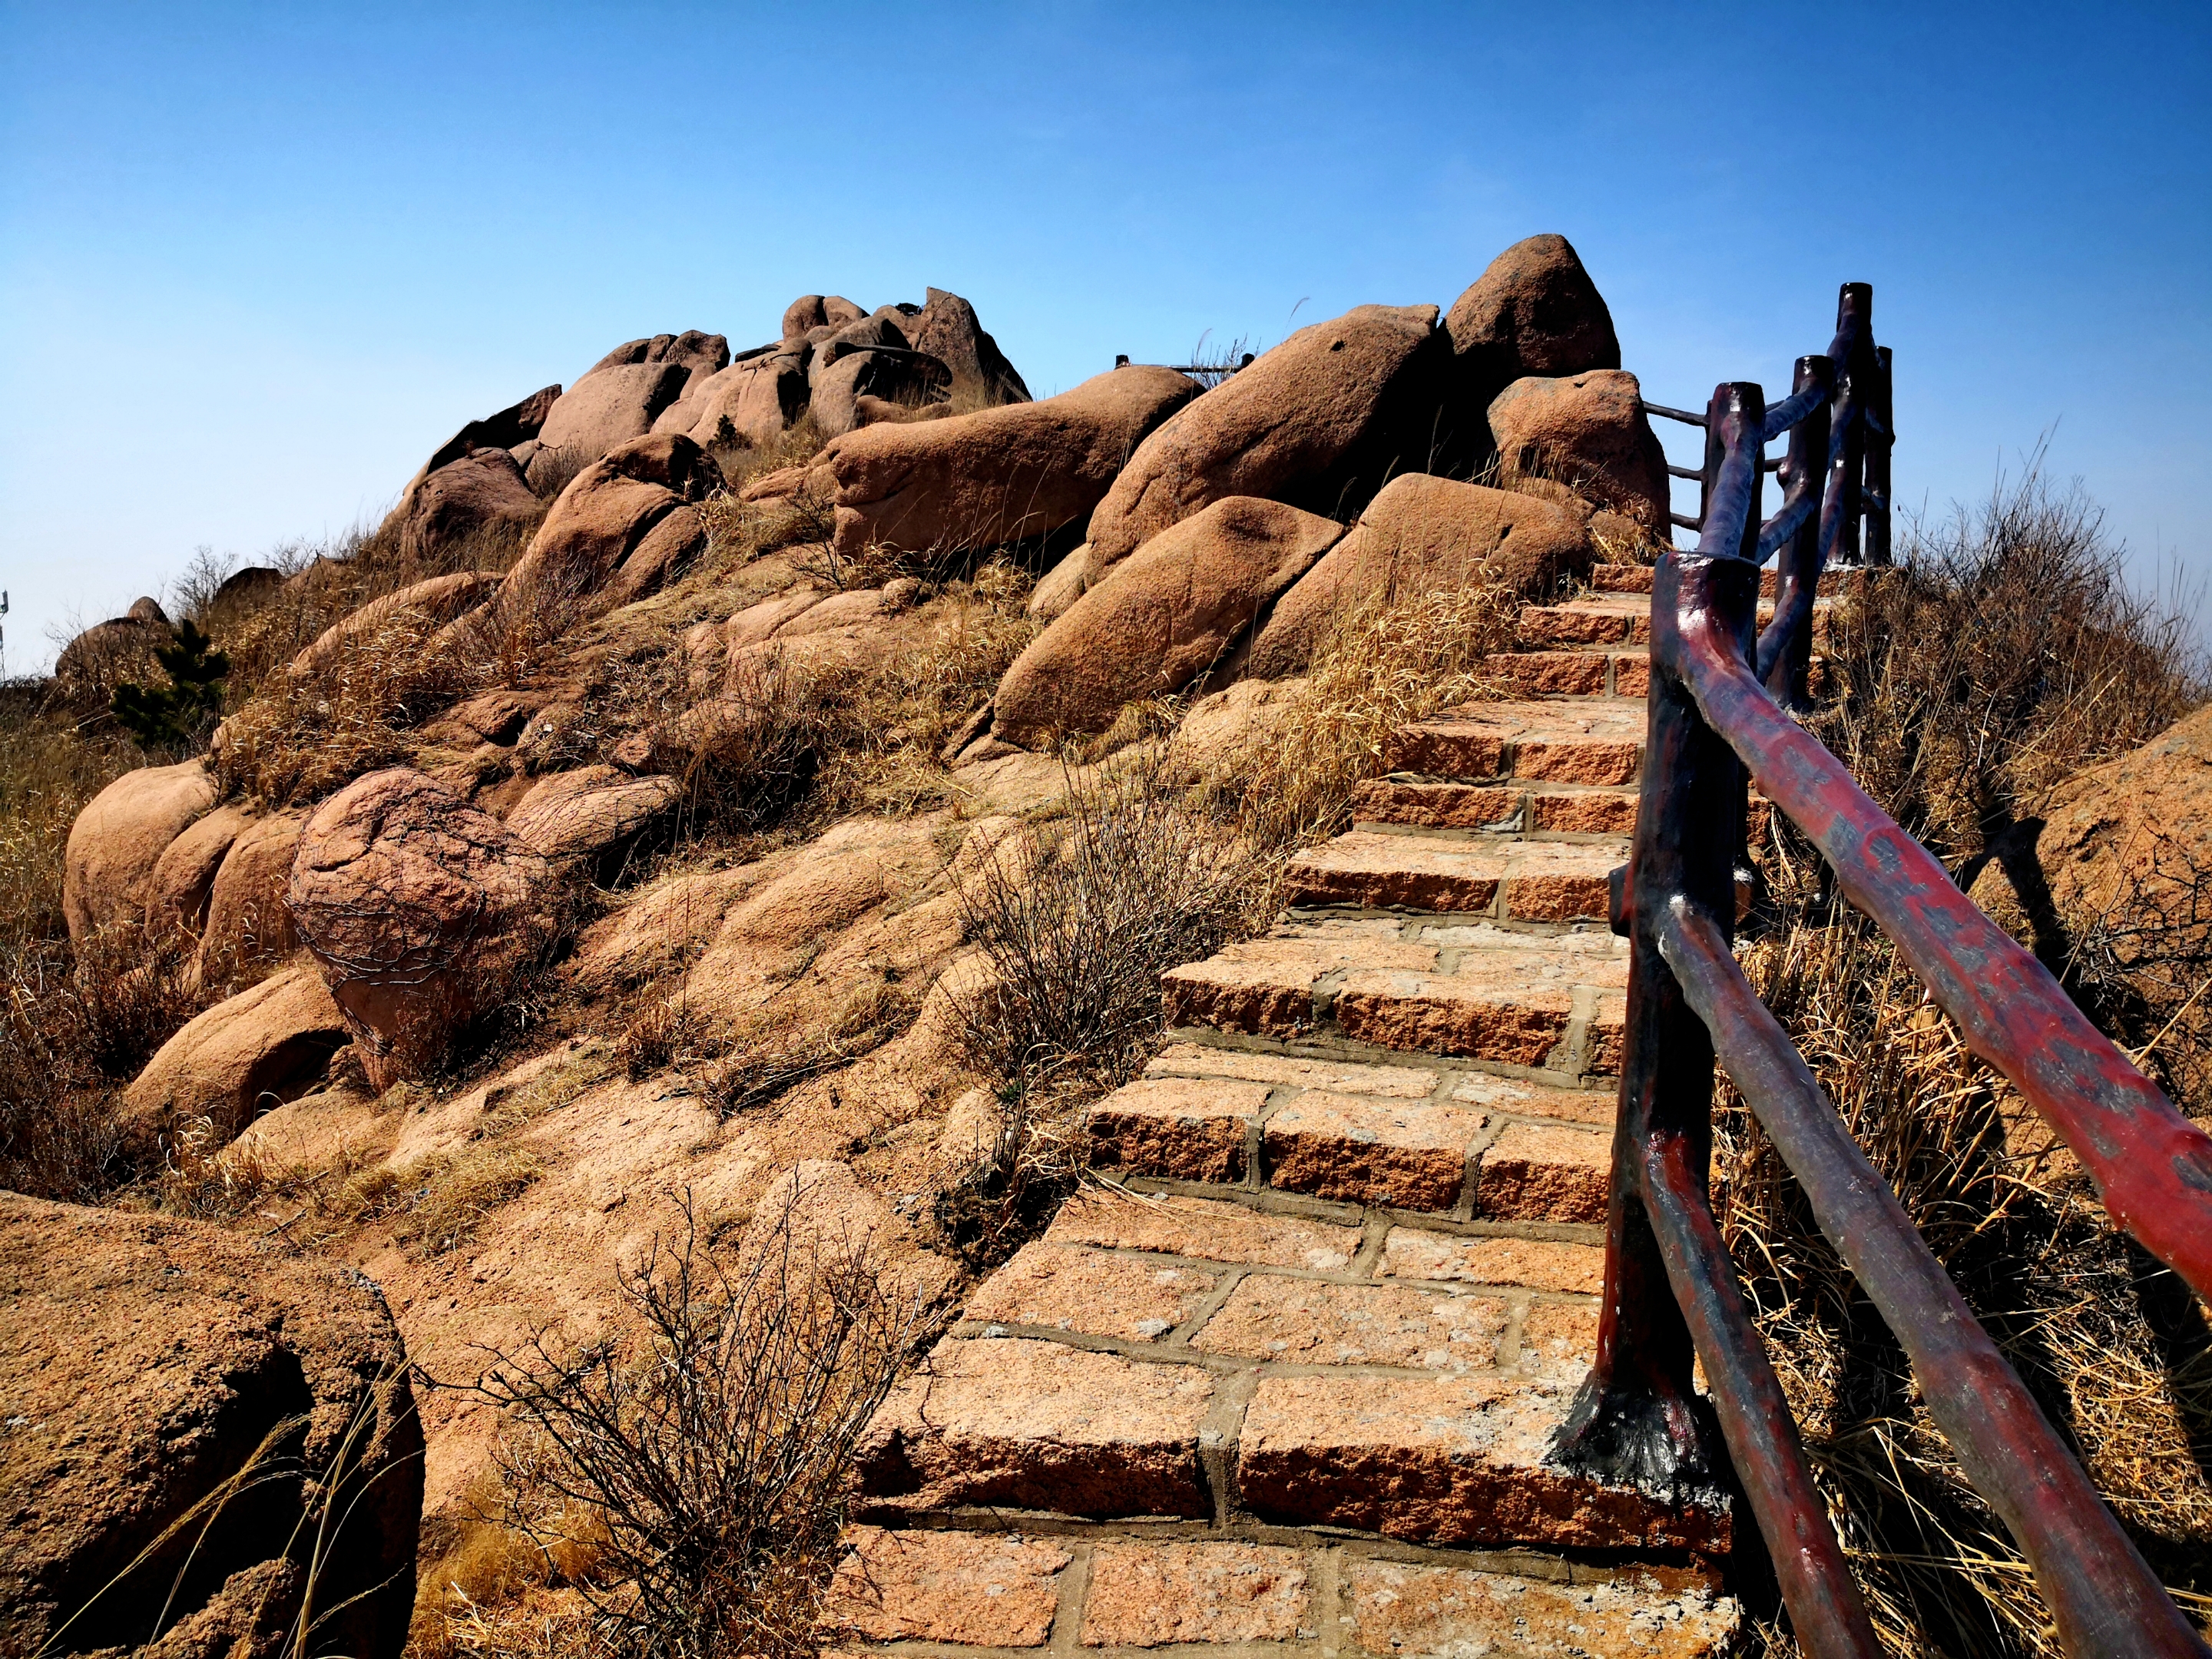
[826,565,1845,1657]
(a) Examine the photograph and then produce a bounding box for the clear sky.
[2,1,2206,673]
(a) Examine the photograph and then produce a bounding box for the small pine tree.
[112,619,230,751]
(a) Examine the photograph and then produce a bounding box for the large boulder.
[498,433,724,628]
[391,446,544,560]
[1488,369,1670,531]
[286,767,558,1088]
[1247,475,1594,677]
[0,1193,422,1659]
[992,498,1347,748]
[63,760,218,943]
[791,366,1200,561]
[202,808,310,975]
[1445,233,1621,409]
[147,801,253,936]
[505,765,684,876]
[1083,304,1452,570]
[677,346,814,448]
[416,382,563,478]
[525,332,730,492]
[120,965,351,1147]
[51,598,174,711]
[810,347,953,437]
[783,294,866,337]
[288,570,502,679]
[905,286,1030,406]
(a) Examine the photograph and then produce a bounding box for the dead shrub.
[1197,579,1519,854]
[1717,902,2212,1656]
[462,1191,922,1659]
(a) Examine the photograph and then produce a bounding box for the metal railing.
[1551,284,2212,1657]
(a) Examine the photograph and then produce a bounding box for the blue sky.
[2,1,2207,671]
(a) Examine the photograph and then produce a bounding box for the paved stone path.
[827,565,1841,1657]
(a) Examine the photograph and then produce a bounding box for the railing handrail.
[1551,288,2212,1659]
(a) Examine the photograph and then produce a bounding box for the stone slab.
[1088,1076,1270,1184]
[1078,1541,1312,1647]
[1343,1558,1737,1657]
[967,1241,1222,1342]
[1146,1043,1438,1099]
[1263,1092,1485,1210]
[1382,1232,1606,1295]
[1476,1122,1612,1223]
[1045,1190,1363,1273]
[826,1526,1070,1646]
[1163,935,1437,1038]
[1190,1274,1507,1371]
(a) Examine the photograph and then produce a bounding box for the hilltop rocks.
[0,1193,422,1659]
[906,286,1031,406]
[120,966,350,1147]
[51,598,174,710]
[677,346,814,448]
[63,760,217,943]
[784,294,867,336]
[1248,475,1593,677]
[526,331,730,492]
[418,382,563,477]
[1488,369,1670,531]
[994,498,1347,747]
[1445,233,1621,406]
[811,346,955,437]
[1084,304,1452,570]
[792,366,1200,561]
[499,433,724,626]
[287,768,558,1088]
[393,446,545,559]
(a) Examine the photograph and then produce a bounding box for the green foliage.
[111,619,230,751]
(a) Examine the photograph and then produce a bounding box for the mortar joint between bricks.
[1199,1366,1260,1527]
[1045,1537,1095,1659]
[1170,1265,1249,1347]
[1310,968,1349,1026]
[1349,1213,1392,1275]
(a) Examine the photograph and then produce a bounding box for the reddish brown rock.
[146,801,252,935]
[51,602,174,710]
[992,496,1346,748]
[416,383,562,477]
[288,571,502,680]
[1382,1231,1606,1294]
[1248,475,1593,677]
[826,1527,1069,1647]
[119,965,350,1148]
[1490,369,1671,531]
[783,294,866,337]
[1445,233,1621,408]
[679,347,813,448]
[392,446,544,560]
[809,346,952,437]
[1043,1189,1362,1272]
[1192,1274,1508,1369]
[1086,304,1452,569]
[498,432,724,628]
[528,331,729,492]
[0,1193,422,1659]
[1476,1121,1611,1222]
[62,760,217,943]
[1343,1559,1737,1657]
[855,1337,1215,1518]
[793,366,1199,561]
[1088,1075,1270,1184]
[1263,1093,1483,1210]
[965,1242,1220,1341]
[200,809,308,975]
[286,767,557,1088]
[1079,1542,1311,1647]
[904,287,1030,406]
[505,765,683,873]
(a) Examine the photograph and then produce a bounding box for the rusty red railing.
[1551,286,2212,1657]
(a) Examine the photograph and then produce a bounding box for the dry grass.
[1716,902,2212,1656]
[440,1190,924,1659]
[1192,578,1521,854]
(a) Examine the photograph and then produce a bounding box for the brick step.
[1385,700,1644,785]
[829,1523,1737,1657]
[1480,647,1650,700]
[1592,560,1863,598]
[1281,831,1623,919]
[850,1185,1730,1556]
[1159,917,1627,1083]
[1091,1043,1614,1219]
[1354,777,1638,837]
[1516,591,1834,651]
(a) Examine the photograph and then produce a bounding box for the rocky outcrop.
[905,286,1031,406]
[1247,475,1593,677]
[51,598,175,710]
[498,433,724,627]
[788,366,1200,561]
[289,571,502,679]
[993,498,1348,748]
[1488,369,1669,531]
[287,768,558,1088]
[120,965,351,1147]
[392,446,545,559]
[146,801,252,936]
[0,1193,422,1659]
[202,808,310,974]
[677,346,813,448]
[506,765,684,876]
[1084,305,1452,570]
[1445,233,1621,414]
[783,294,867,336]
[525,331,730,493]
[416,382,563,478]
[62,760,217,943]
[810,346,955,437]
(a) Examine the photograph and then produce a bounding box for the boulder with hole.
[286,767,558,1088]
[810,346,954,436]
[119,965,352,1149]
[1488,369,1670,531]
[1247,474,1594,677]
[1084,304,1452,570]
[992,498,1348,748]
[63,760,218,943]
[0,1193,422,1659]
[786,366,1200,561]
